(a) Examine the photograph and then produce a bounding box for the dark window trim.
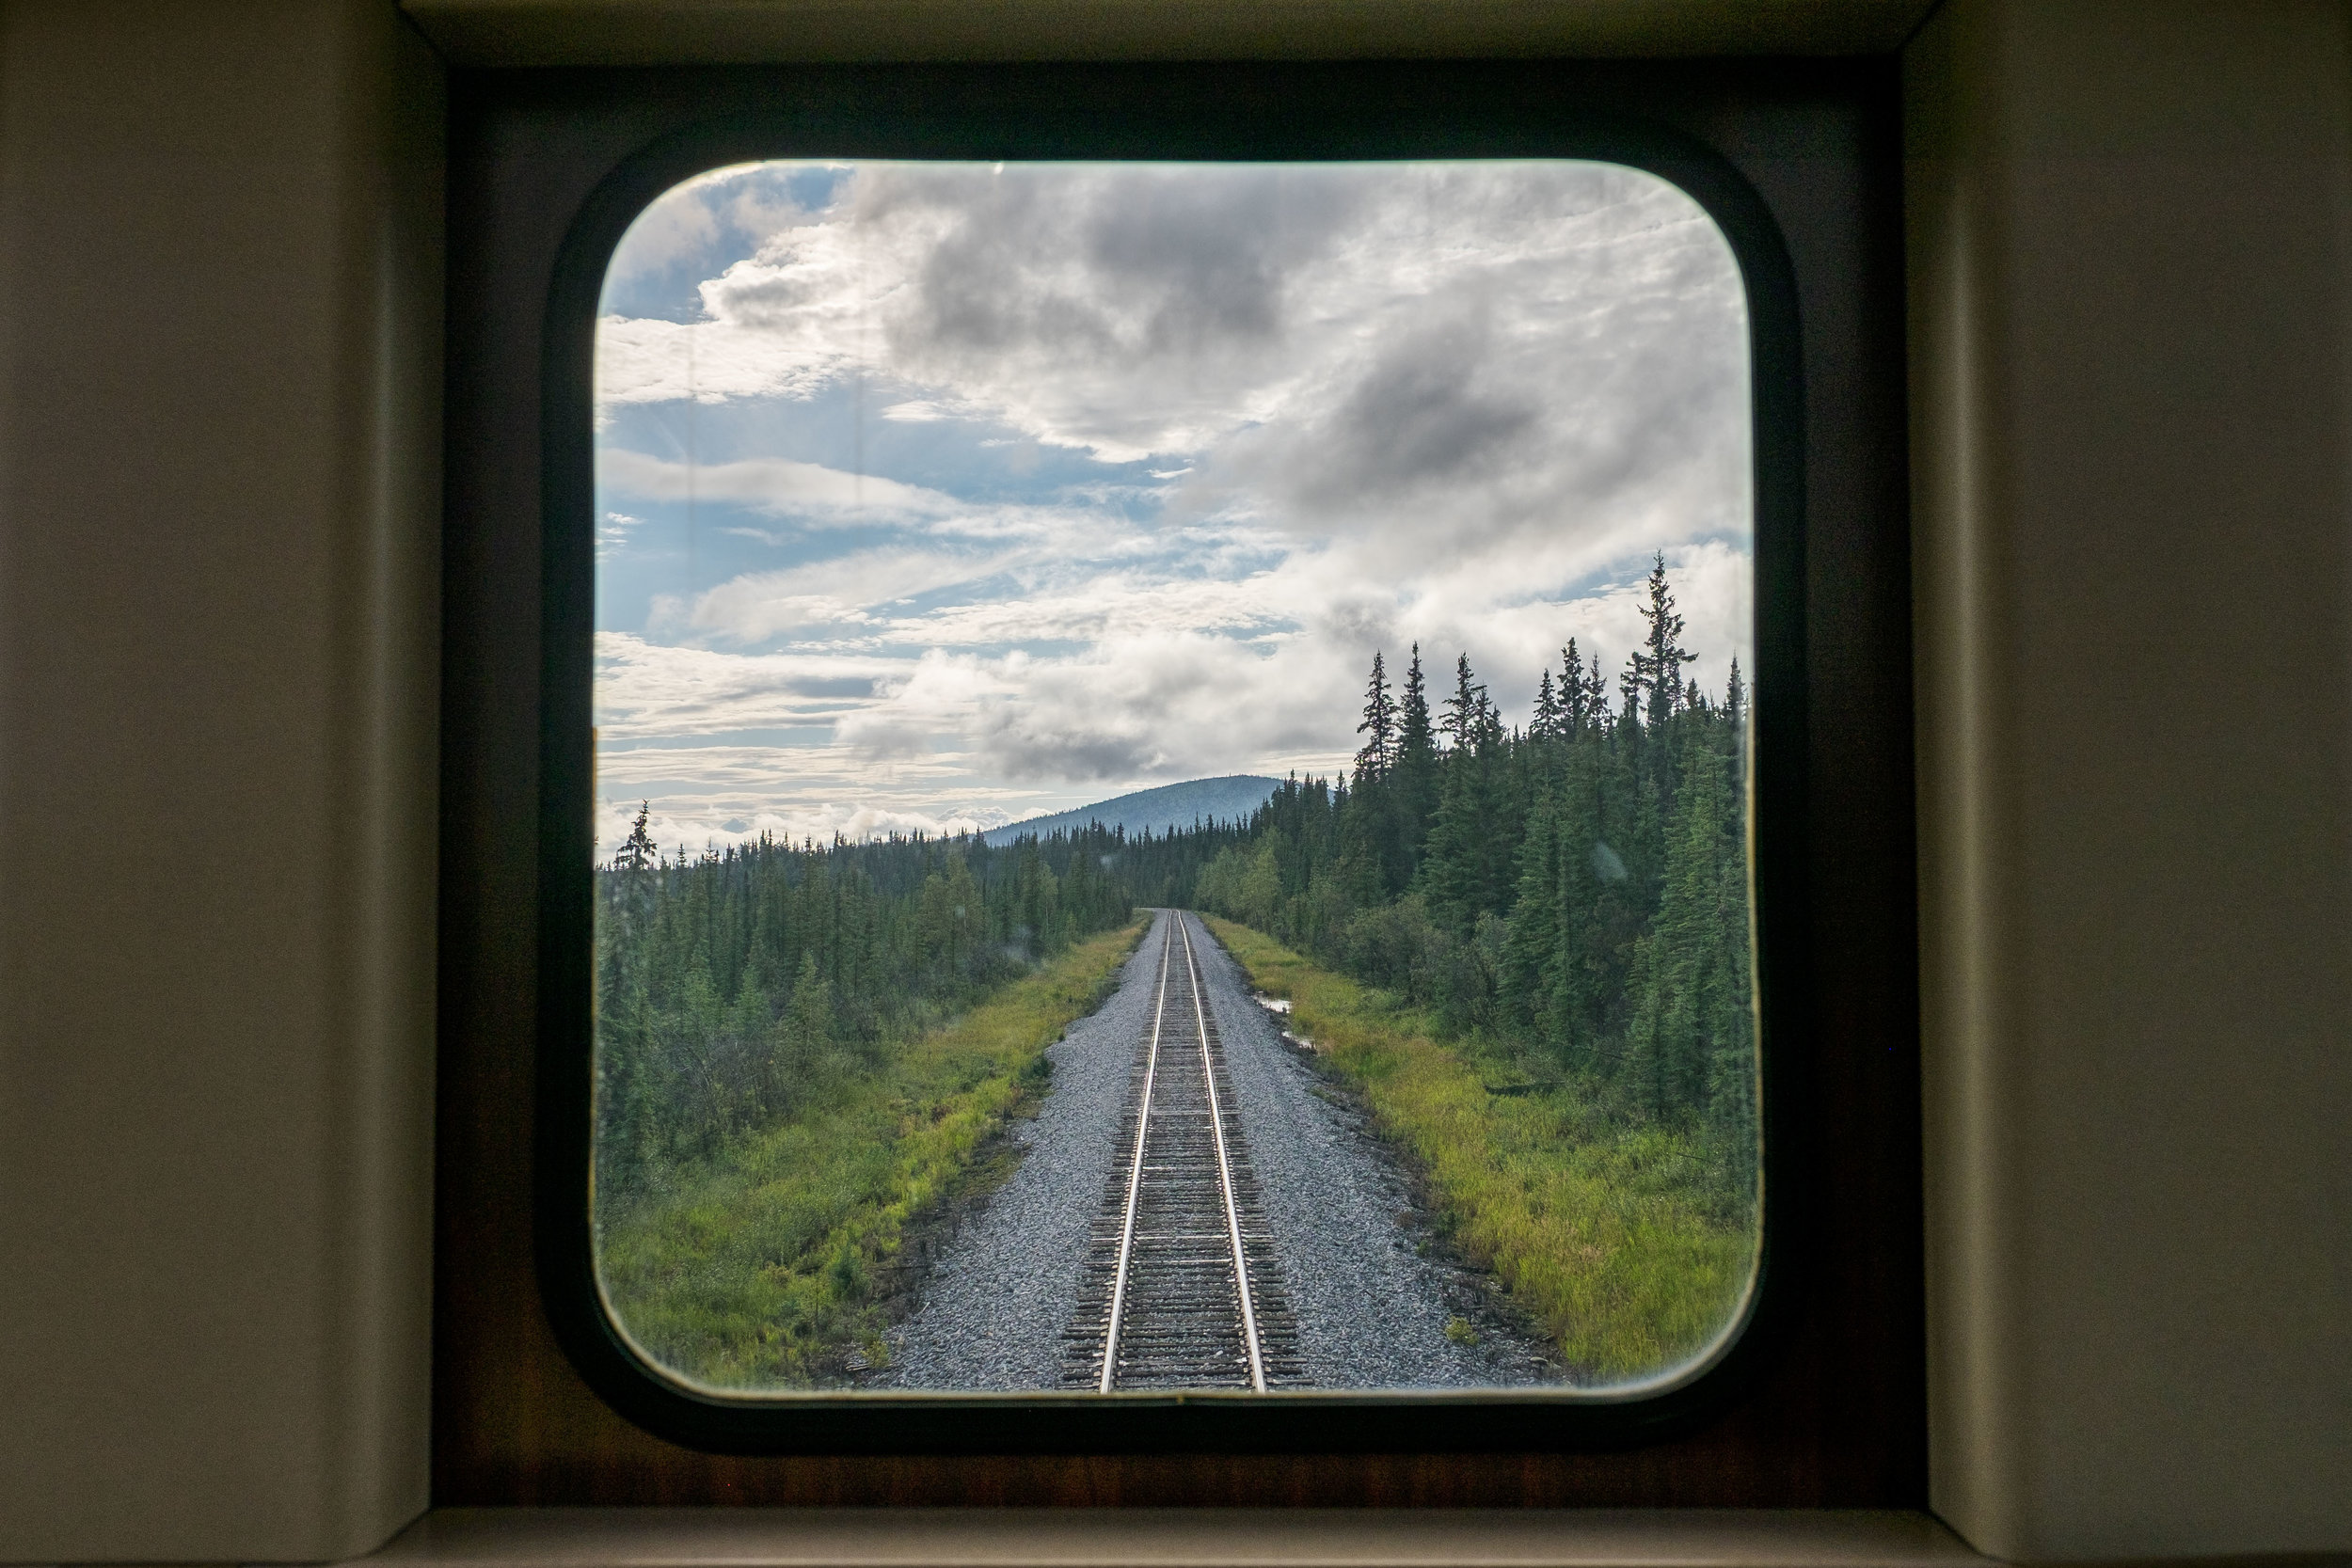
[438,56,1921,1496]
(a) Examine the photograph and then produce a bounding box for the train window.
[547,136,1802,1450]
[587,156,1762,1409]
[456,60,1916,1477]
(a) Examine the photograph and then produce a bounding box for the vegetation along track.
[1061,912,1303,1390]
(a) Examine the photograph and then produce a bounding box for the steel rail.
[1178,912,1267,1392]
[1097,913,1173,1393]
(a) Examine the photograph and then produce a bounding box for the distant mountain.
[980,775,1280,847]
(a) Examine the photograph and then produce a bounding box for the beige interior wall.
[4,0,2350,1561]
[1906,0,2352,1559]
[0,1,445,1559]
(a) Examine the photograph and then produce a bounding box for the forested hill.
[1184,554,1757,1183]
[980,775,1279,847]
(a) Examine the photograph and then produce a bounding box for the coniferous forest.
[592,556,1756,1379]
[1188,553,1756,1192]
[594,818,1147,1199]
[596,554,1753,1201]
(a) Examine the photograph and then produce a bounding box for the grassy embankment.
[1204,915,1756,1382]
[596,917,1147,1389]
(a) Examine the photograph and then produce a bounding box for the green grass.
[1204,915,1756,1383]
[596,919,1147,1389]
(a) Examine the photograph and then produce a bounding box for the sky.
[593,159,1753,860]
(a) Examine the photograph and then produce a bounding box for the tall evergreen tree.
[1630,552,1695,731]
[1560,641,1588,736]
[1440,653,1487,750]
[1532,669,1562,740]
[1391,644,1439,883]
[617,801,658,871]
[1353,650,1396,780]
[1421,653,1518,932]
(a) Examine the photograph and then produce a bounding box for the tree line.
[1186,554,1756,1169]
[595,553,1755,1197]
[594,816,1142,1196]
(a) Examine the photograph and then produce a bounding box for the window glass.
[591,160,1758,1396]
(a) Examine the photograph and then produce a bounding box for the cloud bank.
[593,159,1752,857]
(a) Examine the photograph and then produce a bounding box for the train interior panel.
[0,2,2344,1566]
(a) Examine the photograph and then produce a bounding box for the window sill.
[366,1509,1982,1568]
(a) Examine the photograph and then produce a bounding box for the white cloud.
[596,447,1154,557]
[879,568,1292,649]
[595,314,840,407]
[598,161,1746,482]
[601,173,723,288]
[678,546,1033,642]
[596,511,644,561]
[879,399,959,422]
[598,447,957,523]
[593,160,1756,842]
[594,633,900,739]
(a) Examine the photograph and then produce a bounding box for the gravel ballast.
[873,917,1169,1390]
[881,910,1555,1390]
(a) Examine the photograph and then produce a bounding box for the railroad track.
[1060,911,1303,1391]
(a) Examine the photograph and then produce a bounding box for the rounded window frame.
[529,68,1814,1458]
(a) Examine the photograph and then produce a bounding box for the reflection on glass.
[590,160,1758,1396]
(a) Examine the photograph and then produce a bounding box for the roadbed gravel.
[878,910,1557,1390]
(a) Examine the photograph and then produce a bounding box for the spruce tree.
[1440,653,1487,750]
[1422,658,1518,930]
[1391,644,1439,885]
[1560,641,1587,736]
[617,801,658,872]
[1353,650,1395,780]
[1724,656,1747,791]
[1421,736,1479,930]
[1630,552,1695,732]
[1532,669,1561,740]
